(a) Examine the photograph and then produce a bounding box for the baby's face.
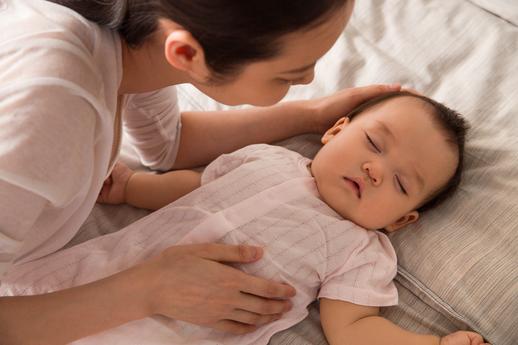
[311,96,458,231]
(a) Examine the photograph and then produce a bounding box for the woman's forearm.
[0,265,149,345]
[173,100,314,168]
[173,84,403,169]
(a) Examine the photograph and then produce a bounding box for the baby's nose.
[363,163,382,186]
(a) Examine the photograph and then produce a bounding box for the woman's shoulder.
[0,2,121,185]
[0,0,121,101]
[2,0,111,51]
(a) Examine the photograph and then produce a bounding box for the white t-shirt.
[0,0,182,276]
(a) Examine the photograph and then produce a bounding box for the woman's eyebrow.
[280,62,316,75]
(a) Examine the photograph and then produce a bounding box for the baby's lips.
[350,176,365,198]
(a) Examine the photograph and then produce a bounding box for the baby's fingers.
[463,331,489,345]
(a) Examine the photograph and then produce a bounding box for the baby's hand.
[97,162,135,205]
[440,331,491,345]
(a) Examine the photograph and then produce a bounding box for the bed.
[67,0,518,344]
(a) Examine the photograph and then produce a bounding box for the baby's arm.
[126,168,200,210]
[98,162,200,210]
[320,298,489,345]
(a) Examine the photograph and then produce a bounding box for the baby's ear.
[385,211,419,233]
[321,117,350,144]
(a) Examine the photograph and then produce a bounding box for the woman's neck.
[118,37,188,95]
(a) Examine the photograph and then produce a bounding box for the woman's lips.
[343,177,362,198]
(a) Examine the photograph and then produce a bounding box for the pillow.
[468,0,518,26]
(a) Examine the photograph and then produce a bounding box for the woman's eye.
[276,77,304,84]
[396,176,408,195]
[365,133,381,153]
[276,78,292,84]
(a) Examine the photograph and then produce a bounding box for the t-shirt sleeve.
[0,0,120,275]
[318,230,398,307]
[122,87,182,171]
[0,84,99,273]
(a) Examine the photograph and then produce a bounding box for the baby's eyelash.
[365,133,381,153]
[396,176,408,195]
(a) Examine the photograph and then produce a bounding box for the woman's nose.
[362,162,382,186]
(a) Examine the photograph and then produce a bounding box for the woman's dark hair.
[48,0,348,79]
[346,91,469,213]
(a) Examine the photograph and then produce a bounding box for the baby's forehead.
[352,96,435,125]
[373,95,431,113]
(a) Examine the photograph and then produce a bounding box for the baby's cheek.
[355,201,398,230]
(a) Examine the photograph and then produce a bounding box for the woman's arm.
[0,244,295,345]
[0,262,147,345]
[173,84,401,168]
[320,298,489,345]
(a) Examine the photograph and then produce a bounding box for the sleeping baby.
[0,91,489,345]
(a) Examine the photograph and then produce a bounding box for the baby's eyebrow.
[412,168,425,193]
[375,120,396,143]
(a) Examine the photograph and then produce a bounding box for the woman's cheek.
[264,85,291,106]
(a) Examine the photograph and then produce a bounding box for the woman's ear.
[321,117,350,144]
[162,26,210,83]
[385,211,419,233]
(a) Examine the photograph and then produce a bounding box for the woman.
[0,0,399,343]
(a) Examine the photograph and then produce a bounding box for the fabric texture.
[0,144,398,345]
[468,0,518,25]
[0,0,182,276]
[171,2,518,344]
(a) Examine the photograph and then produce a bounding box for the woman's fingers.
[188,243,296,299]
[152,243,296,327]
[347,83,401,103]
[188,243,264,263]
[210,320,258,335]
[235,291,292,315]
[311,83,402,133]
[228,309,282,326]
[237,271,296,299]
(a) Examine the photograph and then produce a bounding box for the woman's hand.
[137,243,296,334]
[307,84,401,133]
[440,331,491,345]
[97,162,135,204]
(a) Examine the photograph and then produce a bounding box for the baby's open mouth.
[343,177,361,198]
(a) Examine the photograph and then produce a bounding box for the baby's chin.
[350,219,384,231]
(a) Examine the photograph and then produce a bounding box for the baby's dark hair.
[346,91,469,213]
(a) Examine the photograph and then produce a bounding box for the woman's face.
[193,1,355,106]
